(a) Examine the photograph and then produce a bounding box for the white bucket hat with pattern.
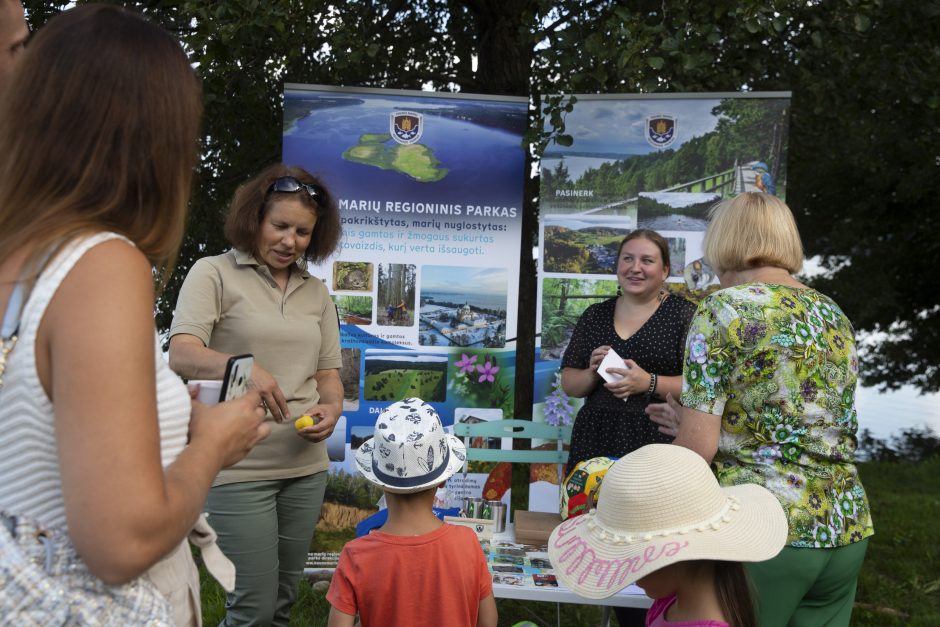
[548,444,787,599]
[355,398,467,494]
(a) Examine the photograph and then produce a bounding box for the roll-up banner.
[282,85,527,566]
[530,92,792,512]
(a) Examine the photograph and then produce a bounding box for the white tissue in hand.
[597,348,627,383]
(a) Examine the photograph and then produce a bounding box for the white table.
[489,525,650,627]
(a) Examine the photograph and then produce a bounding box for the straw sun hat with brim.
[547,444,787,599]
[355,398,467,494]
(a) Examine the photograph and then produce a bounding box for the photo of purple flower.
[543,373,575,427]
[477,359,500,383]
[455,353,478,376]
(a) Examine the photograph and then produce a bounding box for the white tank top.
[0,233,191,528]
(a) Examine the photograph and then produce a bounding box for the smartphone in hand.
[220,354,253,403]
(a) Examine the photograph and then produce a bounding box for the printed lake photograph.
[418,265,508,348]
[349,425,374,451]
[339,348,361,412]
[333,295,372,325]
[376,262,416,327]
[363,349,447,402]
[636,191,717,231]
[539,96,790,215]
[332,260,373,292]
[542,217,635,275]
[539,277,618,361]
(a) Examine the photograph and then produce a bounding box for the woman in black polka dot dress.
[561,229,697,473]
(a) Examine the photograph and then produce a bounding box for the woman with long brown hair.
[0,5,267,624]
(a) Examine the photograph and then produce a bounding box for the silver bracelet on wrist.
[646,373,658,398]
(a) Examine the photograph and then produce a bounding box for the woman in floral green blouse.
[647,192,873,627]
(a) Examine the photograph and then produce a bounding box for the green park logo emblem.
[390,111,424,145]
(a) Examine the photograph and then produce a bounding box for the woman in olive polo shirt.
[169,164,343,626]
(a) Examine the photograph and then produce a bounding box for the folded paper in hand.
[597,347,627,383]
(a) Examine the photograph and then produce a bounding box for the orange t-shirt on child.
[327,523,492,627]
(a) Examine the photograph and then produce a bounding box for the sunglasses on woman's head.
[268,176,324,206]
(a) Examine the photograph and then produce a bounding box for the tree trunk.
[456,0,540,420]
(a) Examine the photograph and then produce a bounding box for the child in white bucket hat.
[548,444,787,627]
[326,398,497,627]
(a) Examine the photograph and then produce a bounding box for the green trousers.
[206,472,328,627]
[747,538,869,627]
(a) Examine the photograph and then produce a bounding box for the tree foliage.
[22,0,940,398]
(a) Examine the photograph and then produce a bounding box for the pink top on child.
[646,594,730,627]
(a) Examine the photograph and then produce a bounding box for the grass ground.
[851,458,940,626]
[199,459,940,626]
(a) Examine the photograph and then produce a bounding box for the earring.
[297,256,308,272]
[616,284,622,297]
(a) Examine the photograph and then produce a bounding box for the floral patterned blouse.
[680,283,874,548]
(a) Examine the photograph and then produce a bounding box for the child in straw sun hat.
[548,444,787,627]
[326,398,497,627]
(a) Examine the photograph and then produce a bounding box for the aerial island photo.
[282,90,527,201]
[342,131,448,183]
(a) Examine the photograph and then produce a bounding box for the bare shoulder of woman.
[41,234,159,432]
[39,237,155,385]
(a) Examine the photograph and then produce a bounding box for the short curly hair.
[224,163,342,264]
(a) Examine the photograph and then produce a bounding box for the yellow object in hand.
[294,415,315,430]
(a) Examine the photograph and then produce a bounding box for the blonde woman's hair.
[703,192,803,275]
[0,4,202,286]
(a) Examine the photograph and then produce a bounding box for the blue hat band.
[371,444,451,488]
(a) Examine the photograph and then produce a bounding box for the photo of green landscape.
[542,218,633,274]
[363,350,447,402]
[308,468,384,564]
[539,277,617,361]
[332,295,372,325]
